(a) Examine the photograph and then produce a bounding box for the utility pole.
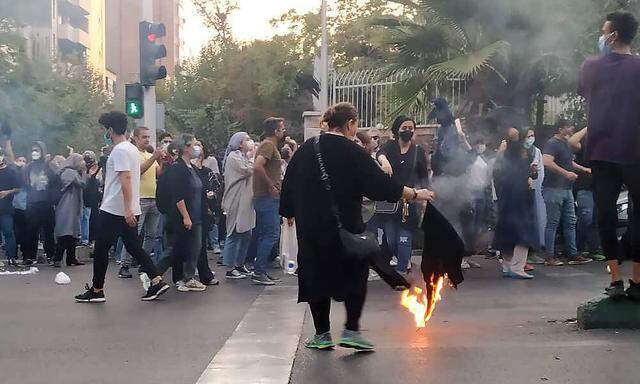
[320,0,329,112]
[141,0,157,146]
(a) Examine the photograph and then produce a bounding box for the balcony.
[58,21,90,50]
[60,0,90,16]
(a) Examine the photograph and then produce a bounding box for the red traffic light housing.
[139,21,167,86]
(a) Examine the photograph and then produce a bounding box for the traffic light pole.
[141,0,157,147]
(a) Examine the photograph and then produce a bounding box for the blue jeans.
[0,213,16,260]
[253,197,281,276]
[222,230,252,268]
[383,216,413,273]
[576,190,601,253]
[80,207,91,244]
[208,221,219,249]
[543,188,578,259]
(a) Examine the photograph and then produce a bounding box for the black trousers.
[13,209,27,259]
[24,203,55,261]
[54,235,77,264]
[308,293,367,335]
[591,161,640,263]
[198,225,215,283]
[92,211,160,290]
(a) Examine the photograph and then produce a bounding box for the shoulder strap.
[313,136,343,229]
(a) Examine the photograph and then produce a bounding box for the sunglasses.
[372,136,380,140]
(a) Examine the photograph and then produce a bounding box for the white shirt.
[100,141,142,217]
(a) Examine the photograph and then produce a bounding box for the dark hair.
[356,131,372,147]
[263,117,284,137]
[606,11,639,45]
[133,126,150,137]
[158,132,173,142]
[390,115,416,138]
[98,111,128,135]
[555,118,572,131]
[322,103,358,132]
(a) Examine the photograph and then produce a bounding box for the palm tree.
[370,0,510,120]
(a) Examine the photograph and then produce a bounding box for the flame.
[400,273,447,328]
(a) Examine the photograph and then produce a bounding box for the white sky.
[181,0,321,58]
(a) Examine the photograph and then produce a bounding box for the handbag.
[313,136,380,261]
[374,144,420,217]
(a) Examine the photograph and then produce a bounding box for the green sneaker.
[305,332,335,350]
[338,330,375,351]
[590,252,606,262]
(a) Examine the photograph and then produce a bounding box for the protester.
[52,153,86,267]
[376,116,429,273]
[81,150,101,248]
[280,102,435,351]
[569,127,605,262]
[251,117,286,285]
[11,156,27,265]
[0,147,21,266]
[221,132,256,279]
[578,10,640,298]
[23,141,57,265]
[117,127,165,278]
[156,133,208,292]
[523,129,546,266]
[74,111,169,303]
[191,140,219,286]
[542,118,592,266]
[202,146,222,254]
[493,128,539,279]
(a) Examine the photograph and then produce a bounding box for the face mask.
[103,130,113,146]
[524,137,535,149]
[598,33,613,55]
[192,145,202,159]
[476,144,486,154]
[399,130,414,142]
[162,142,171,150]
[31,151,41,161]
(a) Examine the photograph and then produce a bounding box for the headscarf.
[62,153,84,171]
[222,132,249,171]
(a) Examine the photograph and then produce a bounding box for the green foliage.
[0,17,110,156]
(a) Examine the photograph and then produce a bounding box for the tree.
[192,0,238,51]
[0,17,110,156]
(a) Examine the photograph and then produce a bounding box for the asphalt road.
[0,253,265,384]
[290,258,640,384]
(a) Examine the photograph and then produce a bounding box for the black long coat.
[280,134,404,303]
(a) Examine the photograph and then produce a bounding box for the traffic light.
[139,21,167,86]
[125,83,144,119]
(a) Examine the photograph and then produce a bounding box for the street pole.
[320,0,329,112]
[141,0,157,147]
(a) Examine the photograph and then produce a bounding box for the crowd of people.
[0,8,638,351]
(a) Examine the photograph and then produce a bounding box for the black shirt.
[378,140,429,187]
[579,53,640,164]
[574,148,592,192]
[543,137,574,190]
[0,165,20,213]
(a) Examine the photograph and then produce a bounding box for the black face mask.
[399,130,414,142]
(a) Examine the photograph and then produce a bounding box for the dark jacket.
[280,134,404,302]
[24,141,58,206]
[164,159,209,233]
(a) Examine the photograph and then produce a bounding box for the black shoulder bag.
[313,136,380,261]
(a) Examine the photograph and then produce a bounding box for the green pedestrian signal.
[125,83,144,119]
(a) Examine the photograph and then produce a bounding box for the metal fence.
[329,69,467,129]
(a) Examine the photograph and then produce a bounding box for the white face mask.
[524,137,536,149]
[476,144,486,154]
[192,145,202,159]
[31,151,41,160]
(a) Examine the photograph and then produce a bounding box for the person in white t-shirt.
[75,111,169,303]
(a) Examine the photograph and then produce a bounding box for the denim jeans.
[222,230,253,268]
[121,199,161,266]
[543,187,578,259]
[208,221,219,249]
[80,206,91,244]
[383,215,413,273]
[253,197,281,276]
[0,212,16,260]
[576,190,601,253]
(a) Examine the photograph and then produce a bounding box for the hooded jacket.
[24,141,58,206]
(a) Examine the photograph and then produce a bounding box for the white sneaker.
[389,257,398,267]
[461,260,471,270]
[368,270,381,281]
[178,278,207,292]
